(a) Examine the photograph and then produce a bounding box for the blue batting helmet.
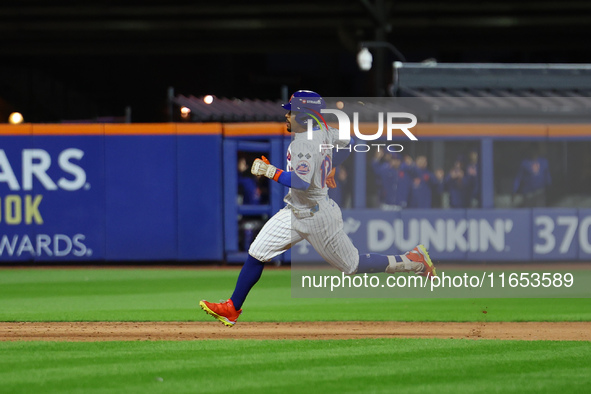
[282,90,326,127]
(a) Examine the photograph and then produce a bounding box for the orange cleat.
[405,244,437,279]
[199,299,242,327]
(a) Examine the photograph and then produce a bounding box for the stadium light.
[180,106,191,119]
[8,112,24,124]
[357,41,406,71]
[357,48,373,71]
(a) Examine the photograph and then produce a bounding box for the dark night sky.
[1,0,590,122]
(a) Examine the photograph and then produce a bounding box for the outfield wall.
[294,209,591,262]
[0,123,590,263]
[0,123,224,262]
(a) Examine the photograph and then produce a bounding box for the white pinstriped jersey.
[284,126,349,210]
[248,124,359,274]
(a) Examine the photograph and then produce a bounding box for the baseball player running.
[200,90,437,326]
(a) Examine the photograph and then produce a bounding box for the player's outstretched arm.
[251,156,309,190]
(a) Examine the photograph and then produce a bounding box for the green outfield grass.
[1,268,590,394]
[1,339,590,394]
[0,268,589,322]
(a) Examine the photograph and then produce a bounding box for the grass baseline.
[1,268,589,393]
[0,339,590,394]
[0,268,589,322]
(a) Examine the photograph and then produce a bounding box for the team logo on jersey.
[295,160,311,176]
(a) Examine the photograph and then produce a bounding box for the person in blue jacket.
[237,157,263,251]
[513,148,551,207]
[237,157,262,205]
[408,155,444,209]
[444,157,476,208]
[328,165,351,208]
[371,150,411,210]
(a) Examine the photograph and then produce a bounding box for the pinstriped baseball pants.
[248,198,360,274]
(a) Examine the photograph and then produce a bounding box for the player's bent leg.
[248,207,301,263]
[356,245,437,279]
[201,208,303,327]
[301,201,360,275]
[303,200,437,278]
[230,255,265,310]
[200,255,264,327]
[199,255,264,327]
[356,253,389,273]
[308,229,360,275]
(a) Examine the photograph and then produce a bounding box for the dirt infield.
[1,321,589,341]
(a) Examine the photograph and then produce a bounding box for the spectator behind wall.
[237,157,262,205]
[237,156,264,251]
[444,157,477,208]
[513,148,551,207]
[408,155,444,209]
[371,150,411,210]
[328,165,351,208]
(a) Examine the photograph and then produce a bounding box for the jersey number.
[320,156,332,188]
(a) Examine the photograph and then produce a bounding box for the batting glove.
[251,156,283,181]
